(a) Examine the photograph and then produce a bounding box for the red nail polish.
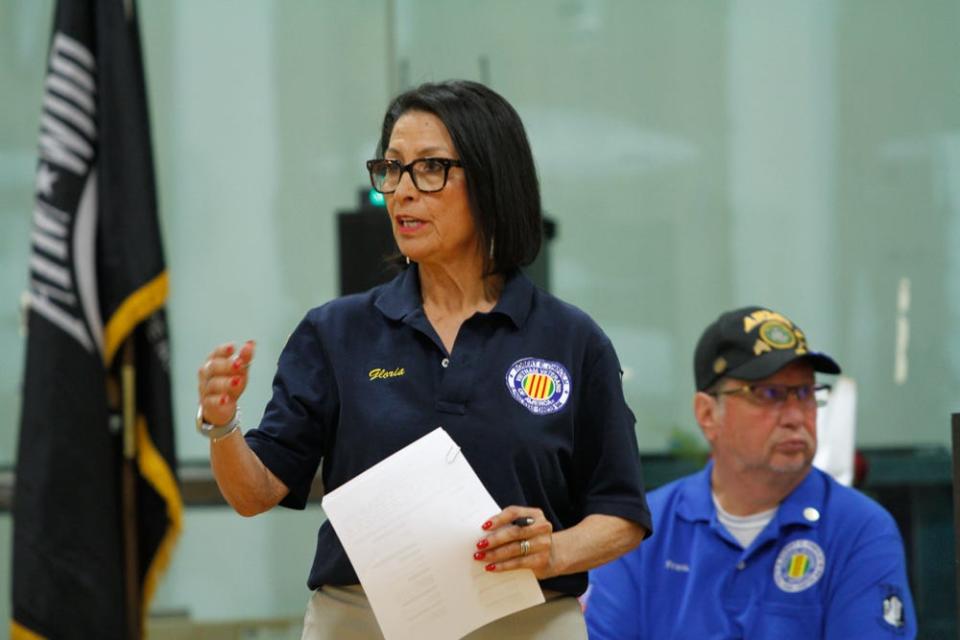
[219,394,227,405]
[232,360,242,371]
[473,551,485,561]
[476,539,489,550]
[485,564,496,572]
[482,521,493,530]
[225,345,234,356]
[230,377,240,387]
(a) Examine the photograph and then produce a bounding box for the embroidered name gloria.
[369,367,405,381]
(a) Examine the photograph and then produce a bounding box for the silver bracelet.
[195,405,241,441]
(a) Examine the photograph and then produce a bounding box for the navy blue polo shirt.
[245,266,652,595]
[586,462,916,638]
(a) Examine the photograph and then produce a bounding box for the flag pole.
[121,338,141,640]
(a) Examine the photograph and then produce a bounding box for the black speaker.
[336,190,399,296]
[337,188,557,296]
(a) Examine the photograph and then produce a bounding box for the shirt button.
[736,561,746,570]
[441,357,450,368]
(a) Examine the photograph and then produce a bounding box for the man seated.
[585,306,916,639]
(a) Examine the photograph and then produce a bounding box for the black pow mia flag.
[12,1,181,638]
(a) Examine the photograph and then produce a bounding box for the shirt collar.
[492,269,535,328]
[774,466,826,529]
[677,461,825,531]
[373,265,421,322]
[373,265,535,329]
[676,462,715,523]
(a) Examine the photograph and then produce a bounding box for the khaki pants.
[301,584,587,640]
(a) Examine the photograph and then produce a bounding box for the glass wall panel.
[391,0,960,449]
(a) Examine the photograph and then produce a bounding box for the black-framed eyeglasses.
[365,157,463,194]
[710,383,832,408]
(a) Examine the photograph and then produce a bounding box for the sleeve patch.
[878,584,906,631]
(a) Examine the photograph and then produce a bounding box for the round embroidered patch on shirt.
[774,539,825,593]
[505,358,571,415]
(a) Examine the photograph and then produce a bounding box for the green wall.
[2,0,958,629]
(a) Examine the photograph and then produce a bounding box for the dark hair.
[377,80,542,275]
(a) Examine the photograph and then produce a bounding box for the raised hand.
[197,340,255,426]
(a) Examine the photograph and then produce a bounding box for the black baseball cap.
[694,306,841,391]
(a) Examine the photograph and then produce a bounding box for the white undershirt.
[712,492,777,549]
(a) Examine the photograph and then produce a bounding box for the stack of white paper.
[322,427,545,640]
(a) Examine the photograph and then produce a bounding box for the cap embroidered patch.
[506,358,571,415]
[713,357,727,374]
[773,539,825,593]
[759,320,798,349]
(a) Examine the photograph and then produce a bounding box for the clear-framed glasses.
[711,383,832,408]
[365,157,463,194]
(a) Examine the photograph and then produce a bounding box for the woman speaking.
[196,80,651,639]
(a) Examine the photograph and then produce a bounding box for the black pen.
[511,517,535,527]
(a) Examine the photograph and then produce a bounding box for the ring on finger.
[519,539,531,557]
